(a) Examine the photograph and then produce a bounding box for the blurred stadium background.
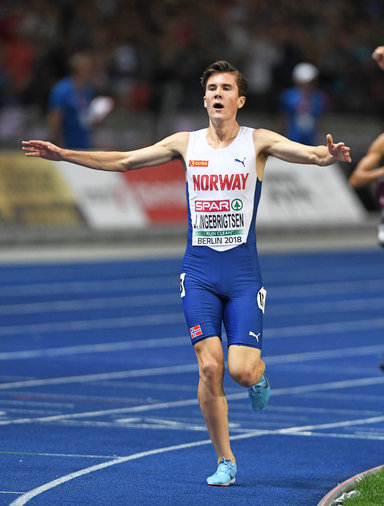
[0,0,383,253]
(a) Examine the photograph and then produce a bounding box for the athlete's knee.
[229,357,265,387]
[229,366,257,387]
[199,355,225,386]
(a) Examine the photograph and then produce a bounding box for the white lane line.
[267,297,384,315]
[287,431,384,441]
[0,451,120,459]
[0,312,184,336]
[230,376,384,399]
[0,336,188,360]
[0,396,200,426]
[1,340,383,376]
[0,364,199,391]
[279,415,384,433]
[2,375,384,426]
[0,277,176,296]
[56,418,209,432]
[266,317,384,338]
[1,343,384,391]
[1,276,383,299]
[8,439,214,506]
[267,344,384,364]
[270,278,384,297]
[0,295,382,317]
[0,491,26,495]
[0,294,178,315]
[0,314,383,339]
[263,267,384,284]
[9,412,384,506]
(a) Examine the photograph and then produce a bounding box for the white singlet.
[185,126,257,251]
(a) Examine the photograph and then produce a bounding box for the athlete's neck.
[206,121,241,149]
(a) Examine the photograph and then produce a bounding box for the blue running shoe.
[207,458,237,486]
[248,373,270,411]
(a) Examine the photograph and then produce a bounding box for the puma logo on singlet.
[235,157,246,167]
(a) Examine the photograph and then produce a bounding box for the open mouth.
[213,103,223,109]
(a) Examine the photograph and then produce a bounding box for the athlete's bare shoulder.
[252,128,282,154]
[253,127,283,142]
[369,132,384,155]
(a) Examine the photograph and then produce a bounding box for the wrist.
[60,148,69,161]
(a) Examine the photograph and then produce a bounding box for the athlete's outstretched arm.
[349,133,384,187]
[22,132,189,172]
[255,129,351,166]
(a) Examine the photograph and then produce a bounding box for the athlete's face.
[204,72,246,120]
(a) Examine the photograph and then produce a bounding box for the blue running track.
[0,248,383,505]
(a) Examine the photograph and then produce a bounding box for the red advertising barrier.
[123,160,187,224]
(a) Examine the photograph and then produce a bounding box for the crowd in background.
[1,0,384,121]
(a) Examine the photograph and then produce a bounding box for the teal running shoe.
[248,373,270,411]
[207,458,237,486]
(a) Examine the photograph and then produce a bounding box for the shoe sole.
[208,478,236,487]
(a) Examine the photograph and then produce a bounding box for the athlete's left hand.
[326,134,351,163]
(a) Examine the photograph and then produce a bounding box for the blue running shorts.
[180,243,266,349]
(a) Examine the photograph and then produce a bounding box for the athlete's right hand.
[22,140,64,161]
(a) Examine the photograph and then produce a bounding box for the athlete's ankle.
[218,456,236,465]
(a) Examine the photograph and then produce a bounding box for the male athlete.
[349,133,384,247]
[349,46,384,247]
[23,60,351,486]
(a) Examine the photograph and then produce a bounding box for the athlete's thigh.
[180,273,224,345]
[223,286,266,349]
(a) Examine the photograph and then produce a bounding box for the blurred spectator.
[243,28,283,111]
[1,0,384,148]
[0,4,40,102]
[278,62,328,145]
[47,51,112,149]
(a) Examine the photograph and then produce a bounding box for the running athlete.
[348,47,384,248]
[349,133,384,247]
[22,60,351,487]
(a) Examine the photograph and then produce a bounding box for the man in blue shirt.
[48,52,95,149]
[279,62,328,146]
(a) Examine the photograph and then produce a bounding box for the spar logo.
[231,199,243,211]
[189,160,209,167]
[195,200,230,212]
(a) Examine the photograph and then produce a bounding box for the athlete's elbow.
[348,174,364,187]
[118,154,134,172]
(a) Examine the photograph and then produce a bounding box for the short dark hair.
[201,60,248,97]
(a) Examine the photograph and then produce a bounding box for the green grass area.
[343,468,384,505]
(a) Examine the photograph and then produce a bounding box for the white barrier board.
[257,158,366,225]
[57,162,148,228]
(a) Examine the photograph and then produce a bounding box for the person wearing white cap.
[292,62,319,84]
[278,62,328,145]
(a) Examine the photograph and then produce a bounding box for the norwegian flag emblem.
[190,325,202,339]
